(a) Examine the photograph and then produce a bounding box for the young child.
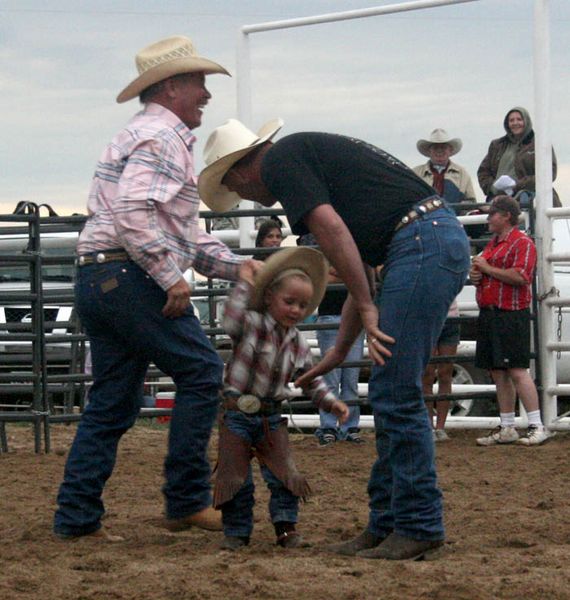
[214,247,349,551]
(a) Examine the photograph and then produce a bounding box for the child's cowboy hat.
[198,118,283,213]
[249,247,329,315]
[116,35,229,103]
[416,128,462,157]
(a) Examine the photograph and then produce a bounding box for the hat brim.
[198,119,283,213]
[248,247,329,316]
[417,138,462,157]
[116,57,230,103]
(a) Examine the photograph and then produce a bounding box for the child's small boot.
[275,521,302,548]
[220,535,250,551]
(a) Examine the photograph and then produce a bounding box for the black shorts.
[437,320,460,347]
[475,307,531,370]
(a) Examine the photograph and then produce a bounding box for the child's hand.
[330,400,349,424]
[239,259,264,286]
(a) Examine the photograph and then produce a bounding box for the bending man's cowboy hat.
[249,247,329,315]
[117,35,229,103]
[198,118,283,213]
[416,128,462,157]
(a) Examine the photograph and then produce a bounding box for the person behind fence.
[413,128,469,435]
[214,247,349,550]
[53,36,257,541]
[297,232,365,446]
[477,106,560,208]
[470,196,551,447]
[422,297,460,443]
[315,264,365,446]
[255,217,284,260]
[413,128,476,215]
[198,118,471,561]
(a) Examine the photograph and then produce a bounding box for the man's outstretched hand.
[359,303,394,366]
[294,346,346,390]
[239,259,265,286]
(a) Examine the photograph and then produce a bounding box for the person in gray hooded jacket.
[477,106,560,207]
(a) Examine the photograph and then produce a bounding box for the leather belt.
[77,248,130,266]
[222,395,283,416]
[394,197,444,232]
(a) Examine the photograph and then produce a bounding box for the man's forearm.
[485,266,527,286]
[194,230,244,281]
[335,295,364,353]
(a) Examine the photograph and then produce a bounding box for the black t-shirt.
[261,132,435,266]
[318,288,347,316]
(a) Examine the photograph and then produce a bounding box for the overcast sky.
[1,0,569,217]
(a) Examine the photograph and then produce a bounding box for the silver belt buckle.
[237,394,261,414]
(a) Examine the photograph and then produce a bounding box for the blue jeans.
[54,260,223,536]
[316,315,364,437]
[220,411,299,538]
[367,206,470,541]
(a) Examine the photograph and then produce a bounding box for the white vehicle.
[0,232,80,406]
[0,232,77,348]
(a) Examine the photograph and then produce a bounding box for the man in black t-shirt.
[199,119,471,561]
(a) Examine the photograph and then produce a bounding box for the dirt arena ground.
[2,422,570,600]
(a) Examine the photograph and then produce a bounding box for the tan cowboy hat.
[416,128,462,157]
[198,118,283,212]
[248,247,329,315]
[116,35,230,103]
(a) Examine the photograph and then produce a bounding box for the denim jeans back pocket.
[79,261,131,289]
[431,219,470,275]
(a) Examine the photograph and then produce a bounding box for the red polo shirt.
[476,227,536,310]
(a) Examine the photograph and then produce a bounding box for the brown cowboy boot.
[220,536,250,551]
[358,532,444,560]
[327,529,384,556]
[275,522,307,548]
[165,506,222,532]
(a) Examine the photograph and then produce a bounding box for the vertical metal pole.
[28,206,50,452]
[533,0,557,427]
[0,421,8,453]
[36,211,51,453]
[236,30,255,251]
[528,200,542,400]
[66,307,82,414]
[236,30,252,127]
[26,206,40,453]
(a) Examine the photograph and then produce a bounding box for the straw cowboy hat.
[248,247,329,315]
[198,118,283,213]
[416,128,463,157]
[116,35,229,103]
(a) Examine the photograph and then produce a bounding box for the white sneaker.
[516,425,552,446]
[434,429,450,442]
[476,426,519,446]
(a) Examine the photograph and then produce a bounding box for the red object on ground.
[155,393,174,424]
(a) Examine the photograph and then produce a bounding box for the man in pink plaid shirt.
[54,36,259,541]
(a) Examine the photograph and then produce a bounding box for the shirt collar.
[264,312,297,343]
[426,160,461,174]
[142,102,197,148]
[493,226,518,245]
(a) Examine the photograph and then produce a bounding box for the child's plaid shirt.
[222,281,336,411]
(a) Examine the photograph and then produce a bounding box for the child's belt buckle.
[237,394,261,414]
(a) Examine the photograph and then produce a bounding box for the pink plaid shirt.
[222,281,336,411]
[78,103,242,289]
